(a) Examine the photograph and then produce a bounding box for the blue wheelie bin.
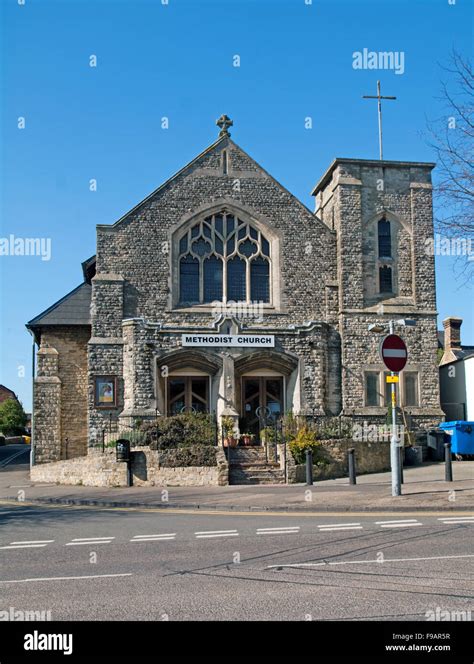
[438,421,474,458]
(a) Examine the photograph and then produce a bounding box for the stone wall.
[289,438,391,483]
[30,446,228,487]
[95,138,337,326]
[316,160,442,427]
[39,327,90,460]
[33,345,61,464]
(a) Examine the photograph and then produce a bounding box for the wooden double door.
[241,376,283,442]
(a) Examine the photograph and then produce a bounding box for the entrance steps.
[227,446,285,485]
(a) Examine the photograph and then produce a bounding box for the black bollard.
[348,448,357,485]
[305,449,313,486]
[445,442,453,482]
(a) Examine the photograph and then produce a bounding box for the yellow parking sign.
[386,375,399,383]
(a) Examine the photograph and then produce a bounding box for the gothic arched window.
[178,211,271,305]
[378,218,392,258]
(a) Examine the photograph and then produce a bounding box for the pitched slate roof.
[26,282,91,329]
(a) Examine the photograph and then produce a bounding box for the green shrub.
[158,445,217,467]
[260,426,276,442]
[143,413,215,450]
[289,426,322,465]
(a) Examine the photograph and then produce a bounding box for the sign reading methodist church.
[181,334,275,348]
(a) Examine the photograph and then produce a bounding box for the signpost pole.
[389,321,401,497]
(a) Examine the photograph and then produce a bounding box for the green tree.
[0,398,27,436]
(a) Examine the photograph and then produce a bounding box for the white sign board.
[181,334,275,348]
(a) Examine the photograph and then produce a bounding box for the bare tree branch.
[425,50,474,282]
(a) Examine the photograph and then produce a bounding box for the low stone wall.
[30,446,228,487]
[30,449,127,487]
[290,439,391,483]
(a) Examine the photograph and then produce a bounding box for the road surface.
[0,501,472,621]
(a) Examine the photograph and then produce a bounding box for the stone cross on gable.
[216,114,233,137]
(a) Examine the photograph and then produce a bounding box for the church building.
[27,116,443,463]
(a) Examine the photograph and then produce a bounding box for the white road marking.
[66,536,115,546]
[9,485,31,488]
[318,523,361,528]
[195,529,239,539]
[256,526,300,535]
[1,573,133,584]
[317,526,363,531]
[375,519,422,528]
[0,544,48,550]
[10,540,54,545]
[374,519,420,524]
[265,553,474,569]
[130,533,176,541]
[130,536,175,542]
[267,562,327,569]
[257,527,300,532]
[379,523,422,528]
[70,537,116,541]
[438,516,474,522]
[194,530,238,535]
[438,520,474,524]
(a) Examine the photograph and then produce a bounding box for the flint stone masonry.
[29,135,444,474]
[30,446,228,487]
[290,438,391,483]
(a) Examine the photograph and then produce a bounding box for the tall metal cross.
[362,81,396,160]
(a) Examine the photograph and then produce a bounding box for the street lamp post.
[368,319,415,497]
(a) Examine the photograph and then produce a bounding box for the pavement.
[0,444,473,512]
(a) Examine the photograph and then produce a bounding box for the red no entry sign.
[380,334,408,372]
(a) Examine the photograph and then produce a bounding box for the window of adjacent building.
[365,373,380,406]
[379,265,392,293]
[378,218,392,258]
[178,211,271,305]
[403,372,419,407]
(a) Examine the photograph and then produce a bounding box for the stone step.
[229,467,286,485]
[229,473,285,485]
[230,462,280,470]
[228,448,267,456]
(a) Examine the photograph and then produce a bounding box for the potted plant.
[222,416,238,447]
[241,432,254,446]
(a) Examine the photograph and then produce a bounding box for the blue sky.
[1,0,473,410]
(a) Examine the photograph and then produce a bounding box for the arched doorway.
[235,350,298,444]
